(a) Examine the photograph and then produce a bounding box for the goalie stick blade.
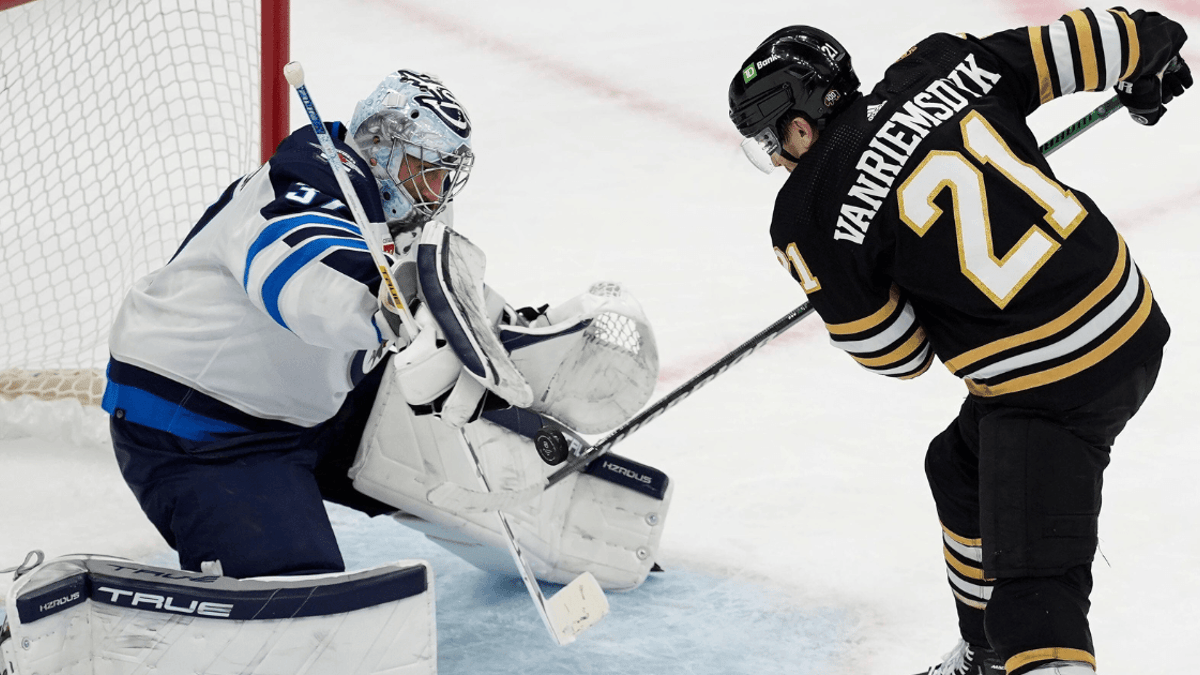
[544,571,610,645]
[455,428,607,646]
[426,476,549,514]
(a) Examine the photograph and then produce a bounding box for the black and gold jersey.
[771,8,1184,409]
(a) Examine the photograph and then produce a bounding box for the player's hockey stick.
[427,302,818,513]
[455,430,609,645]
[283,62,420,340]
[1037,95,1123,156]
[1039,58,1184,156]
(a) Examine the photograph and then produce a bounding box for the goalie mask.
[349,69,474,226]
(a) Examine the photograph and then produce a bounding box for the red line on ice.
[381,0,741,147]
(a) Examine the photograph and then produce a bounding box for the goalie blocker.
[1,554,435,675]
[351,282,671,591]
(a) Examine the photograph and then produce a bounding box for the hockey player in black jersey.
[729,8,1190,675]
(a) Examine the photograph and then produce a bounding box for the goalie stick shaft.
[457,431,608,645]
[283,61,419,340]
[428,92,1132,514]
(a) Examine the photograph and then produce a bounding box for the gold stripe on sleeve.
[951,589,988,610]
[1108,8,1140,80]
[943,548,986,580]
[1067,10,1100,91]
[944,237,1127,373]
[825,284,901,336]
[1028,26,1055,104]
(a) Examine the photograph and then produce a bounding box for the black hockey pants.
[925,351,1160,673]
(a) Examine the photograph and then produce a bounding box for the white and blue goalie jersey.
[104,123,400,439]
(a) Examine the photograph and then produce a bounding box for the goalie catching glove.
[500,281,659,434]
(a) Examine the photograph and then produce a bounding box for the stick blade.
[544,571,610,645]
[426,477,548,514]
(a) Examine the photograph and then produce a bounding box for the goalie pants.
[925,351,1161,672]
[109,360,395,578]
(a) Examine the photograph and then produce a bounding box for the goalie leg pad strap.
[2,555,436,675]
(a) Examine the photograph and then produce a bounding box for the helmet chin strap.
[778,147,803,164]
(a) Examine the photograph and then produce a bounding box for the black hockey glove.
[1117,56,1192,126]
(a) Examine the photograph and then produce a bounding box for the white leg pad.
[1,554,435,675]
[351,359,672,592]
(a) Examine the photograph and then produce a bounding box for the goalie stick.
[283,62,420,341]
[427,89,1135,515]
[284,62,581,642]
[456,429,609,645]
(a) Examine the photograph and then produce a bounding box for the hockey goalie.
[0,277,669,675]
[1,68,670,674]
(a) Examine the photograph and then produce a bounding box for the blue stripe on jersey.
[244,213,362,287]
[260,238,370,330]
[102,380,250,441]
[321,247,381,290]
[103,360,305,442]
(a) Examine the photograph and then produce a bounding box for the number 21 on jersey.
[775,242,822,293]
[898,111,1086,309]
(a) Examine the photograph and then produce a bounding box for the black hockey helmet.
[729,25,860,171]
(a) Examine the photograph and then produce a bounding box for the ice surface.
[2,0,1198,672]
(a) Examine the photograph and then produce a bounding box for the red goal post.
[0,0,289,406]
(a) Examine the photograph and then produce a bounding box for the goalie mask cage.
[0,0,289,406]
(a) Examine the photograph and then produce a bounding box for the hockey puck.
[534,428,569,466]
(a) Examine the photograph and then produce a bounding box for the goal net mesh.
[0,0,266,405]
